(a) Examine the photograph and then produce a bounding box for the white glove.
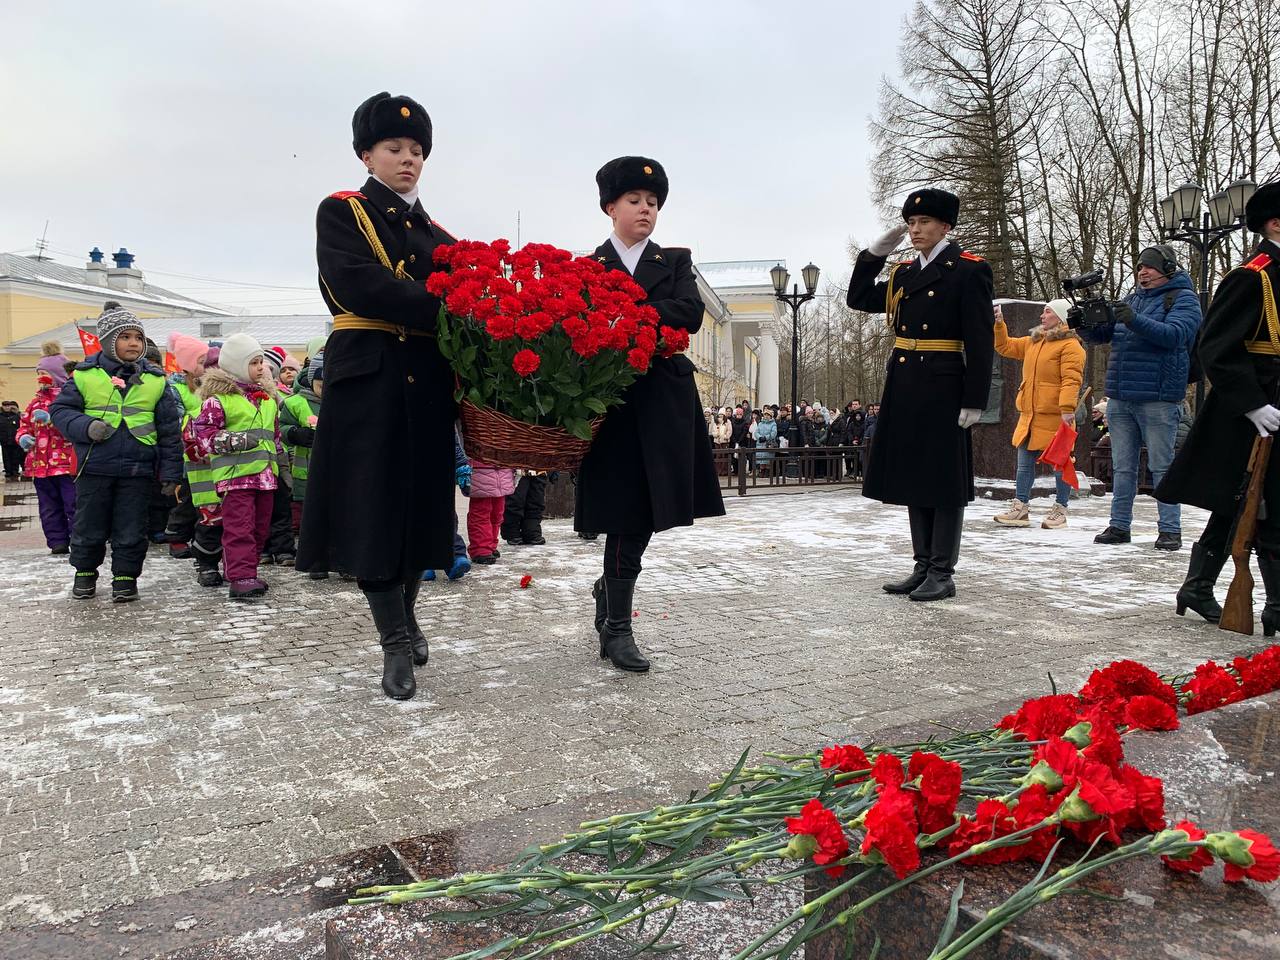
[958,408,982,429]
[866,224,909,257]
[1245,405,1280,438]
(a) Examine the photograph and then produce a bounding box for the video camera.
[1062,270,1117,331]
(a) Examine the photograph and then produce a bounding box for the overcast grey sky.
[2,0,913,315]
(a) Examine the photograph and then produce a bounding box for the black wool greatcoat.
[297,177,457,581]
[574,240,725,535]
[846,241,995,508]
[1157,242,1280,517]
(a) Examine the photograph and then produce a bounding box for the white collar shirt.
[373,174,420,211]
[917,237,951,270]
[610,234,650,275]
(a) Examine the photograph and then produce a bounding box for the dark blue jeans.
[1107,397,1181,533]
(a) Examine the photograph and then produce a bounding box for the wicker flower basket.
[459,399,604,471]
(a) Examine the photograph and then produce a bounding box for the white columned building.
[695,260,787,407]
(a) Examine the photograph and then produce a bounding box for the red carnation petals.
[786,798,850,878]
[1181,661,1244,715]
[1123,695,1180,731]
[512,349,541,377]
[821,744,871,779]
[519,574,532,589]
[1161,820,1213,874]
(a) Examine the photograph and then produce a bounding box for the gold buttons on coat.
[409,254,416,263]
[898,356,906,363]
[928,290,935,297]
[405,220,413,229]
[922,324,928,330]
[900,325,907,332]
[407,375,415,383]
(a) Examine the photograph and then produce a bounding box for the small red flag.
[164,351,180,375]
[78,328,102,356]
[1038,422,1079,490]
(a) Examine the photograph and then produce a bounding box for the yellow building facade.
[0,250,226,398]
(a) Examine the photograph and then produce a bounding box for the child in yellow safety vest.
[162,332,210,564]
[187,333,285,601]
[50,308,184,602]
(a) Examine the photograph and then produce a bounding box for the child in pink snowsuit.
[466,459,515,564]
[16,369,77,553]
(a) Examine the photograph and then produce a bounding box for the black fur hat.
[596,156,669,211]
[901,188,960,226]
[1246,182,1280,234]
[352,92,432,157]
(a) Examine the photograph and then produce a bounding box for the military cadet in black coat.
[297,92,457,701]
[846,188,995,601]
[575,157,725,672]
[1157,183,1280,634]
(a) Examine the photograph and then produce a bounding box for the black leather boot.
[365,588,416,700]
[1257,548,1280,638]
[884,507,934,594]
[591,576,607,634]
[910,507,963,601]
[1175,542,1228,623]
[600,577,650,673]
[403,577,429,666]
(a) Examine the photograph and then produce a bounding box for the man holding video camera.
[1079,244,1202,551]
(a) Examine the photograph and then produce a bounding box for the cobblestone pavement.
[0,482,1266,933]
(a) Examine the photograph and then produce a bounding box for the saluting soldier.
[297,92,457,701]
[575,157,725,673]
[846,188,994,601]
[1157,183,1280,634]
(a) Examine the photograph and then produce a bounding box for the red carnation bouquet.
[426,239,689,468]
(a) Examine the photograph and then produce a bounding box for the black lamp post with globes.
[770,261,820,450]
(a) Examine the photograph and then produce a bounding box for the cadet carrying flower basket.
[428,239,689,470]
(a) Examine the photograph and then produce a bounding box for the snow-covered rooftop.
[0,253,226,314]
[696,260,786,290]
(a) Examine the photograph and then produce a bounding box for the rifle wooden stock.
[1221,434,1273,635]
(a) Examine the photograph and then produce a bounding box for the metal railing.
[711,445,866,496]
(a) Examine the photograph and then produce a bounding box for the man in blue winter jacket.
[1082,244,1202,551]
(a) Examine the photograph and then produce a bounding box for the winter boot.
[993,499,1030,527]
[404,577,429,666]
[366,587,416,700]
[591,576,607,634]
[600,577,650,673]
[72,570,98,600]
[228,578,266,601]
[421,569,437,581]
[1041,503,1068,529]
[309,570,330,581]
[1175,542,1228,623]
[169,542,192,560]
[1255,548,1280,638]
[446,556,471,581]
[884,507,933,594]
[111,576,139,603]
[1094,525,1131,545]
[197,566,224,588]
[910,508,963,602]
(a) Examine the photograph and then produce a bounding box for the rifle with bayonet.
[1220,432,1274,635]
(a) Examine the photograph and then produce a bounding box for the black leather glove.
[1113,303,1135,325]
[291,426,316,446]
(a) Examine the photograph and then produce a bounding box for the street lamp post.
[1159,178,1257,409]
[771,262,820,450]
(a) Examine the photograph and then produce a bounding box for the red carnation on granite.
[860,786,920,878]
[871,753,905,791]
[909,752,964,833]
[1210,829,1280,883]
[947,784,1057,865]
[996,693,1084,742]
[1123,695,1180,731]
[1160,820,1213,874]
[1078,659,1177,717]
[785,798,850,878]
[519,574,532,589]
[1232,645,1280,698]
[821,744,871,780]
[1181,661,1244,715]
